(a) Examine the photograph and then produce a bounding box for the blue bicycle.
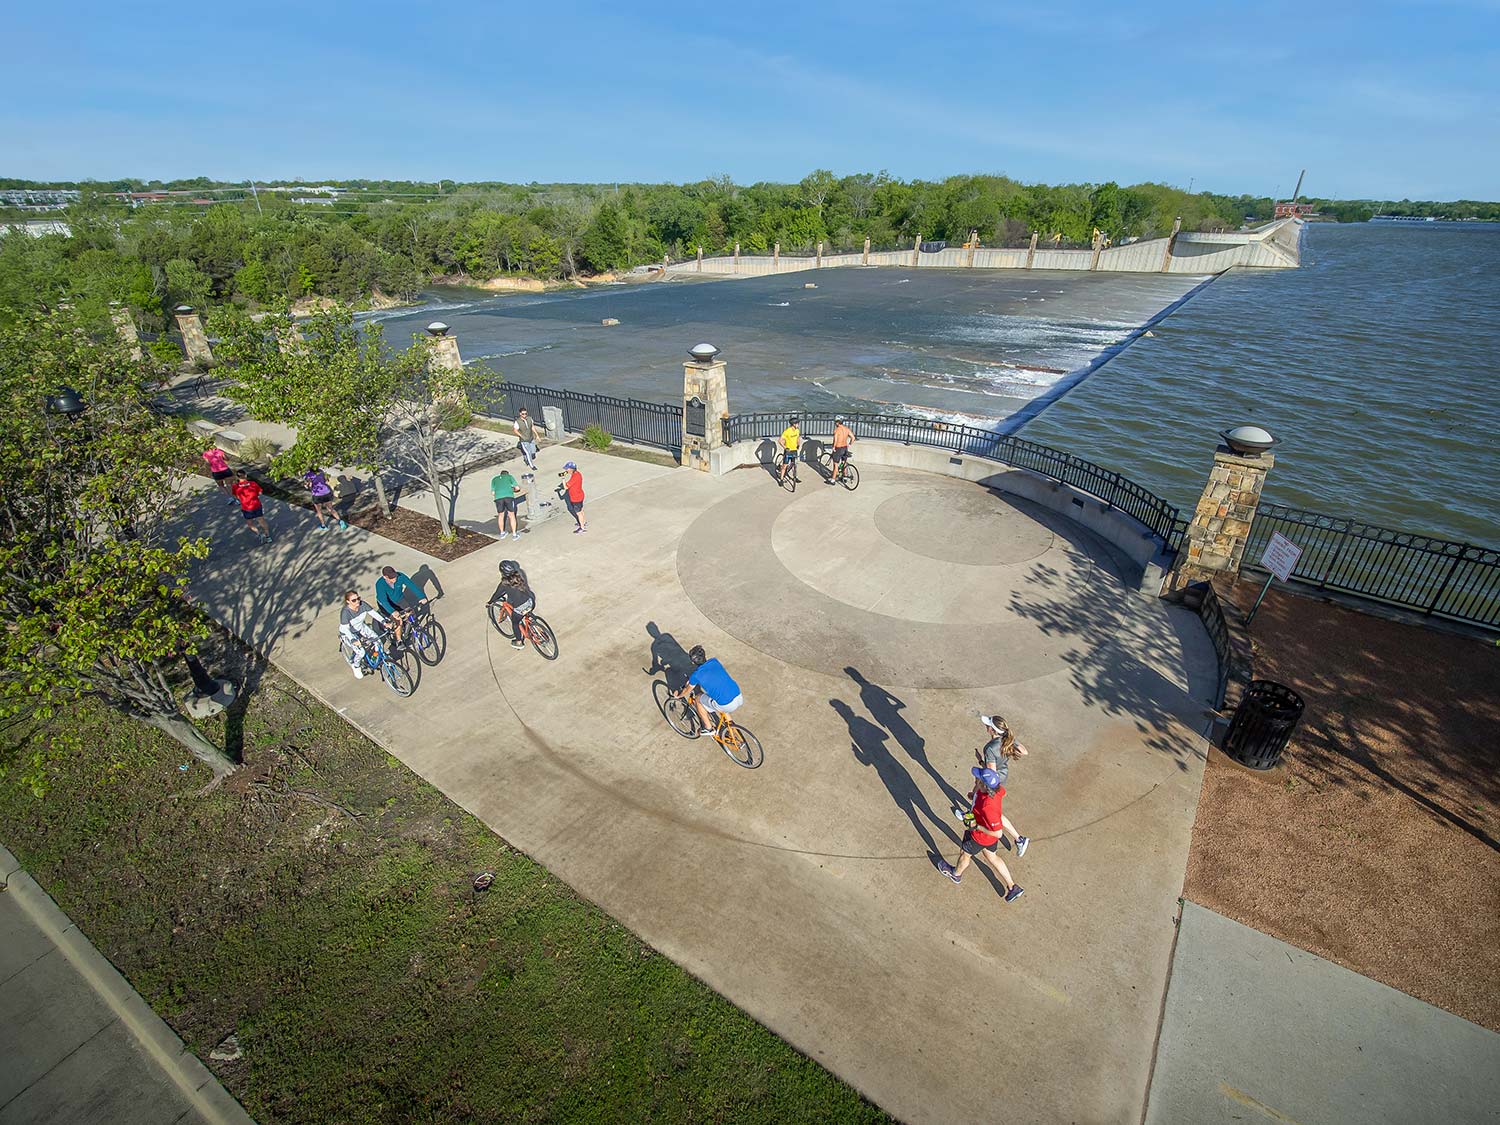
[340,630,416,696]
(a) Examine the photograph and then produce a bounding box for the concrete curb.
[0,843,256,1125]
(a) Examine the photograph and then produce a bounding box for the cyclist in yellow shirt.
[778,419,801,486]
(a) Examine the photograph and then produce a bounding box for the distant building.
[1274,201,1316,219]
[0,220,72,238]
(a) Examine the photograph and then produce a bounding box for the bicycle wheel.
[720,722,764,769]
[415,619,447,665]
[526,614,559,660]
[654,681,699,738]
[782,464,797,493]
[383,657,415,697]
[487,601,515,639]
[841,462,860,491]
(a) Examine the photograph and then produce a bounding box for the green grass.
[0,655,885,1124]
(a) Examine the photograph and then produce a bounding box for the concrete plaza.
[179,443,1220,1122]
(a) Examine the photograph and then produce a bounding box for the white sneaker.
[352,665,365,679]
[511,532,520,541]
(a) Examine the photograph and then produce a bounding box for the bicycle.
[653,681,764,768]
[777,449,800,493]
[487,596,559,660]
[817,447,860,490]
[339,630,416,696]
[391,602,447,667]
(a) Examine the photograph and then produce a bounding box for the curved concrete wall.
[710,436,1174,589]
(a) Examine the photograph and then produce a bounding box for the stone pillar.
[110,302,142,361]
[1026,231,1039,268]
[862,236,870,265]
[661,253,669,274]
[911,234,921,268]
[173,306,213,366]
[1172,445,1276,590]
[681,350,730,474]
[1090,230,1103,271]
[734,242,740,270]
[1160,217,1182,272]
[967,231,977,268]
[696,245,703,271]
[773,242,780,271]
[816,241,823,268]
[425,322,463,373]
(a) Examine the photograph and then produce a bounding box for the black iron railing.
[723,410,1187,549]
[1244,503,1500,628]
[480,382,682,453]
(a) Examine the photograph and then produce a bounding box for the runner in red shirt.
[937,766,1024,902]
[231,470,272,545]
[562,461,587,534]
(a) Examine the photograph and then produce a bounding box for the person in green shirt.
[491,468,523,540]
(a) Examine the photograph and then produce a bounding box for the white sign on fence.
[1262,531,1303,583]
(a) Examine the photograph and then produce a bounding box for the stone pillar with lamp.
[681,344,729,474]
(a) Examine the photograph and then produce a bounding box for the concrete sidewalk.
[0,846,254,1125]
[176,457,1220,1123]
[1147,902,1500,1125]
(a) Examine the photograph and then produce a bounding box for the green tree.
[580,199,630,272]
[0,311,233,787]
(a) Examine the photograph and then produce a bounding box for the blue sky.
[6,0,1497,198]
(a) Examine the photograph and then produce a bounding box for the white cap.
[979,714,1003,730]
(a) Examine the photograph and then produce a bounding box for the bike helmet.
[498,559,521,579]
[688,644,707,667]
[834,416,846,425]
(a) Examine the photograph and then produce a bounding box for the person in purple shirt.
[304,468,345,531]
[676,644,743,735]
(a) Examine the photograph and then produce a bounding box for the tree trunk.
[371,470,391,515]
[140,710,237,778]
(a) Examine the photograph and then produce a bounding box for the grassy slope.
[0,657,885,1124]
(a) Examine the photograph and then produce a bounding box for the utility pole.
[1290,169,1306,204]
[1187,177,1194,194]
[248,179,263,216]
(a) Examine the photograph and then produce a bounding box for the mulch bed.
[1183,584,1500,1031]
[342,499,492,562]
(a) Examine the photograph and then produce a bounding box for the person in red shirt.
[231,470,272,545]
[561,461,587,533]
[937,766,1024,902]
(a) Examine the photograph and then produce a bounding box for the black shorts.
[212,468,233,481]
[960,830,998,856]
[565,497,582,515]
[495,496,517,514]
[241,505,264,522]
[831,447,850,462]
[311,491,334,505]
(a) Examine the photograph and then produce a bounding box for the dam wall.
[666,217,1302,278]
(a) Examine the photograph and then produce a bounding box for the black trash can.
[1222,680,1305,770]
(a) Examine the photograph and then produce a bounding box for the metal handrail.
[723,410,1187,549]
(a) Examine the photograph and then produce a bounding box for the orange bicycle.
[653,681,764,768]
[486,596,559,660]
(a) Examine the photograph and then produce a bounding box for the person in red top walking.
[561,461,587,533]
[937,766,1024,902]
[231,469,272,545]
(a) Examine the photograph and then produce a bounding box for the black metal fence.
[479,382,682,453]
[1243,503,1500,629]
[724,410,1186,549]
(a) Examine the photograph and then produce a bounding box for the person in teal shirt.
[491,469,523,540]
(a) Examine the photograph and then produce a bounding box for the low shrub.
[583,423,613,451]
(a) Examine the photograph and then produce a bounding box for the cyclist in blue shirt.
[678,644,742,735]
[375,566,427,648]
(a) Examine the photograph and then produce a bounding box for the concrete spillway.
[665,217,1303,278]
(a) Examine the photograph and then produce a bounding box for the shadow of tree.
[1000,515,1218,771]
[829,698,961,859]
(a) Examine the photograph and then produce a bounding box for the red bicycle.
[486,597,559,660]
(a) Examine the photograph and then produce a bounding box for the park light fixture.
[45,385,86,419]
[689,342,720,362]
[426,322,450,336]
[174,305,194,315]
[1221,425,1278,456]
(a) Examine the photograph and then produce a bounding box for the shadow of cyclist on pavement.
[644,621,692,691]
[845,666,966,807]
[831,698,960,859]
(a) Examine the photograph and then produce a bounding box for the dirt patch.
[1184,584,1500,1031]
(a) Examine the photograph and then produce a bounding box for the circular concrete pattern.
[872,487,1054,565]
[677,466,1136,689]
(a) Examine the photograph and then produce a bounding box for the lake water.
[373,222,1500,548]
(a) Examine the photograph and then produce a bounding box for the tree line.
[1,172,1277,327]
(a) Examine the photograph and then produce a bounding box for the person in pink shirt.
[202,442,235,505]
